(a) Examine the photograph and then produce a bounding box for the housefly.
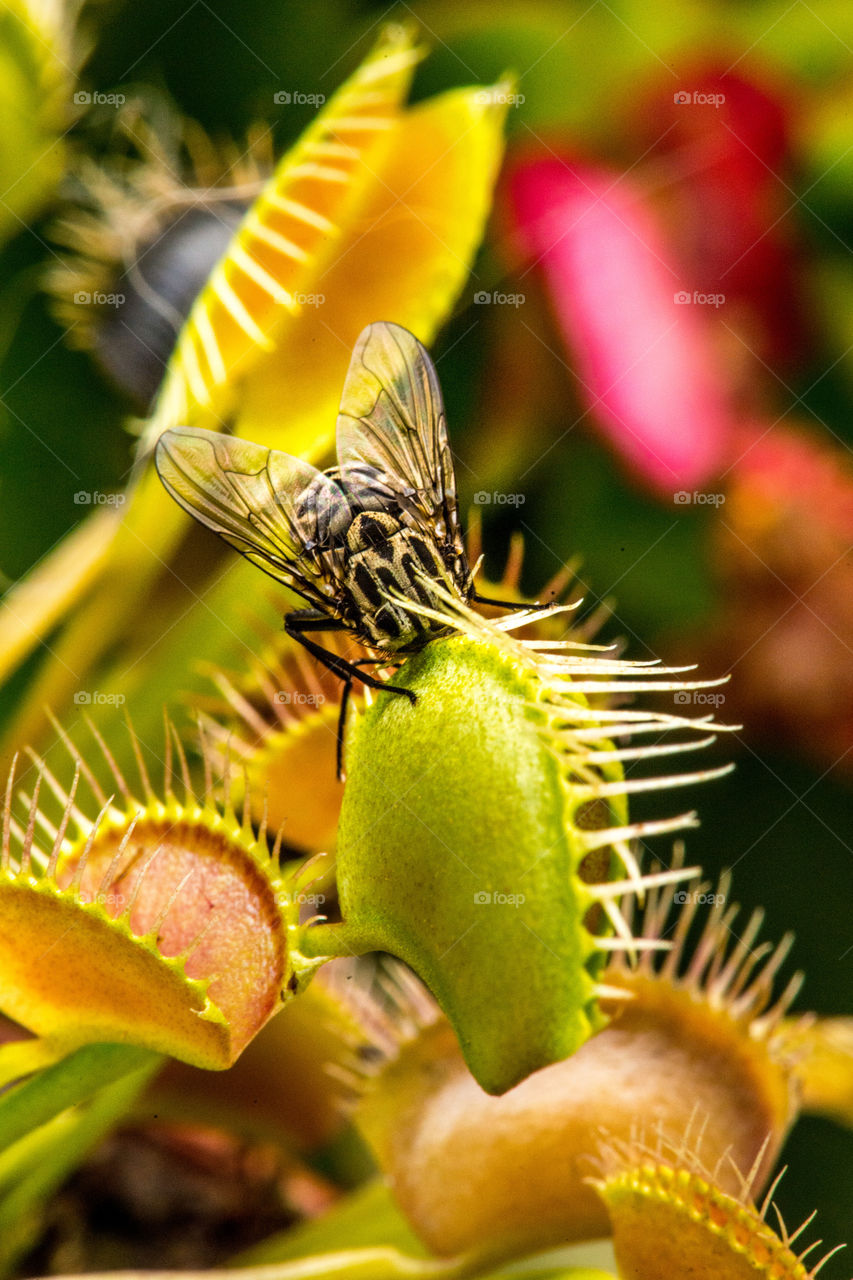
[155,321,531,769]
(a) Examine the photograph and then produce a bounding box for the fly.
[155,321,536,773]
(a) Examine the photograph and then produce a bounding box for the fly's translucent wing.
[335,322,464,553]
[154,426,345,609]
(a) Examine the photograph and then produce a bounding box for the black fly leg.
[285,611,417,700]
[338,655,406,769]
[471,592,555,611]
[285,611,417,780]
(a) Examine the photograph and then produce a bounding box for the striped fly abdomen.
[344,513,463,650]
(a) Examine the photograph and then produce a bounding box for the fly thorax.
[296,465,397,554]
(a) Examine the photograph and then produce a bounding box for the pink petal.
[509,157,734,496]
[637,69,806,369]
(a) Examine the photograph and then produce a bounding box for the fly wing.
[335,322,464,554]
[154,426,344,607]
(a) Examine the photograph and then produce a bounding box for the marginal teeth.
[580,813,701,854]
[580,736,718,766]
[569,716,719,741]
[573,765,735,800]
[595,936,672,952]
[585,866,701,901]
[593,982,636,1002]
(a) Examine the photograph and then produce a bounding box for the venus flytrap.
[592,1134,845,1280]
[0,717,316,1084]
[319,868,831,1273]
[302,590,733,1095]
[773,1016,853,1128]
[195,621,361,853]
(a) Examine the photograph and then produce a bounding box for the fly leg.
[471,592,554,611]
[285,611,416,780]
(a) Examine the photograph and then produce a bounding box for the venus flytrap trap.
[0,10,847,1274]
[190,531,575,857]
[45,103,273,413]
[301,589,733,1095]
[194,622,360,853]
[317,870,839,1275]
[773,1016,853,1128]
[591,1134,845,1280]
[0,716,317,1085]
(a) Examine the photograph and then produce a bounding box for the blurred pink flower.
[508,157,734,496]
[698,420,853,769]
[638,69,807,370]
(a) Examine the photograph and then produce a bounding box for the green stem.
[37,1249,462,1280]
[0,1043,160,1152]
[0,1056,160,1277]
[0,1037,67,1090]
[298,922,368,961]
[40,1252,614,1280]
